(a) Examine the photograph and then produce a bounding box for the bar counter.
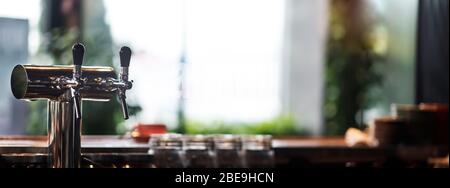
[0,136,448,168]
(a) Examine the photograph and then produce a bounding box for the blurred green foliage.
[26,101,47,135]
[181,114,308,135]
[325,0,386,135]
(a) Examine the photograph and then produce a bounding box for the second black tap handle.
[72,43,85,66]
[120,46,132,68]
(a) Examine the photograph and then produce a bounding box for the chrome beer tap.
[70,43,84,119]
[116,47,133,119]
[53,43,84,118]
[97,46,133,119]
[10,43,134,168]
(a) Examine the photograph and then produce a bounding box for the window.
[105,0,285,128]
[0,0,41,135]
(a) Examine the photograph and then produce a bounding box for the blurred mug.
[419,103,448,146]
[391,103,446,145]
[370,116,405,147]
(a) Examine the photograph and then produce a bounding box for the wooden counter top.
[1,135,448,167]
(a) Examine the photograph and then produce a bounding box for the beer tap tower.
[10,43,133,168]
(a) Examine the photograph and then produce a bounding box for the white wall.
[282,0,329,135]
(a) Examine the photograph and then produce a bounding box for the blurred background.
[0,0,448,136]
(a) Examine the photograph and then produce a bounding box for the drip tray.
[0,152,154,168]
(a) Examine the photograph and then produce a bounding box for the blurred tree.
[28,0,140,135]
[325,0,386,135]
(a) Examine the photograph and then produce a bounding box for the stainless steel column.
[48,94,81,168]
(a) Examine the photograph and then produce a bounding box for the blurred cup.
[183,135,217,168]
[213,134,244,168]
[369,116,405,147]
[149,133,184,168]
[391,104,435,145]
[419,103,449,146]
[242,135,274,168]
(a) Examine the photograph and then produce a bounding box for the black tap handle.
[120,46,132,67]
[72,43,85,66]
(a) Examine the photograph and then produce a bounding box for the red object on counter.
[131,124,167,143]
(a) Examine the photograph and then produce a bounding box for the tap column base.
[47,96,82,168]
